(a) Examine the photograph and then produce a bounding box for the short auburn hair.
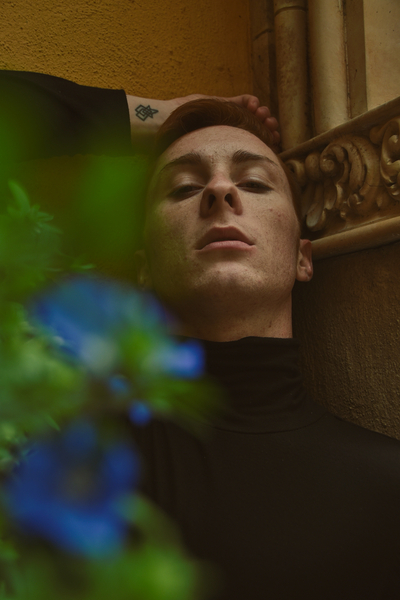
[152,99,303,227]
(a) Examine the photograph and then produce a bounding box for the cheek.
[258,206,300,276]
[144,207,189,267]
[263,205,299,240]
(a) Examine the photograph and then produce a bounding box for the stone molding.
[280,96,400,259]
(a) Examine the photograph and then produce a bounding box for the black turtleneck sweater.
[132,337,400,600]
[3,72,400,599]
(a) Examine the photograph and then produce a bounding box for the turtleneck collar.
[202,337,326,434]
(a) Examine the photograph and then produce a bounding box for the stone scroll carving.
[284,118,400,235]
[370,117,400,200]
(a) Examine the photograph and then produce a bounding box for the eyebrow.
[156,148,280,180]
[231,150,280,169]
[156,152,204,179]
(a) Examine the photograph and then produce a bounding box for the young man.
[2,72,400,599]
[130,99,400,600]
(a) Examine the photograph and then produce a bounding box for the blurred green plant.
[0,180,218,599]
[0,181,86,469]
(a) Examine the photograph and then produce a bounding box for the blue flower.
[129,401,153,426]
[3,420,139,558]
[146,339,205,379]
[107,378,153,426]
[29,275,170,374]
[30,276,205,382]
[108,374,131,396]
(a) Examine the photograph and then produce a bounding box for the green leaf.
[44,415,61,431]
[7,181,31,217]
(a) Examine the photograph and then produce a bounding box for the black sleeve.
[0,70,133,162]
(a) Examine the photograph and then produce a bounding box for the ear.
[296,239,313,282]
[134,249,153,290]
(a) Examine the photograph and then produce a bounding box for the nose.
[200,174,243,217]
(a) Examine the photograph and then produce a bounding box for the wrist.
[126,95,171,140]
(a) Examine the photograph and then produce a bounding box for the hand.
[173,93,280,146]
[126,92,280,147]
[225,94,280,146]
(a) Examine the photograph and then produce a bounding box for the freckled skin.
[137,126,312,341]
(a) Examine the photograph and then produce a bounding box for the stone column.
[308,0,349,134]
[250,0,278,118]
[346,0,367,118]
[274,0,310,150]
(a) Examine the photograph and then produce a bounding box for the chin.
[201,263,264,288]
[152,262,292,310]
[192,270,266,302]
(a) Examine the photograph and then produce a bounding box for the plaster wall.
[293,241,400,440]
[0,0,252,98]
[364,0,400,109]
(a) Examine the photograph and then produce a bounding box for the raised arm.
[126,92,280,146]
[0,70,279,163]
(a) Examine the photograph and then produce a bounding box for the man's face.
[138,126,310,317]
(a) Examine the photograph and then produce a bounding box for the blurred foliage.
[0,179,219,599]
[4,154,150,281]
[0,181,87,469]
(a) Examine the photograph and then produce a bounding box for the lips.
[197,227,254,250]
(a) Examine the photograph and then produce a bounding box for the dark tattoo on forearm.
[135,104,159,121]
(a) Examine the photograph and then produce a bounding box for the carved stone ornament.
[370,117,400,200]
[279,98,400,259]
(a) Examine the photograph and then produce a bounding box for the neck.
[171,295,294,341]
[200,336,326,433]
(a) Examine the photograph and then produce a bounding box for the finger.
[244,95,260,112]
[227,94,260,112]
[272,130,281,144]
[265,116,279,132]
[208,94,280,133]
[254,106,272,122]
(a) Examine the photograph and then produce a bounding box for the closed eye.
[170,185,202,198]
[239,181,271,192]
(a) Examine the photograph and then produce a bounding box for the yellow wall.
[0,0,252,98]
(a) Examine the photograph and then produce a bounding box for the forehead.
[153,125,284,177]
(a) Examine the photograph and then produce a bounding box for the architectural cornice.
[280,97,400,259]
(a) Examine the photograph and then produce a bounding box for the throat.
[200,336,325,433]
[174,296,293,342]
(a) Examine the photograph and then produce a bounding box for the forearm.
[126,95,178,139]
[127,92,280,147]
[0,70,132,162]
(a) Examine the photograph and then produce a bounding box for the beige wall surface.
[0,0,252,98]
[364,0,400,110]
[293,241,400,440]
